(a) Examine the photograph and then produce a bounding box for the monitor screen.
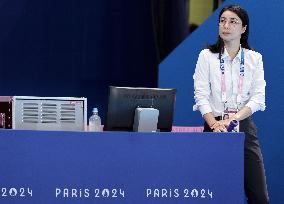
[104,86,176,132]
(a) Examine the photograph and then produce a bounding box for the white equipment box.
[0,96,87,131]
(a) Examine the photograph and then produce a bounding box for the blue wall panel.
[0,0,158,120]
[159,0,284,202]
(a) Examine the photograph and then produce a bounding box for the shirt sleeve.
[245,54,266,114]
[193,50,212,116]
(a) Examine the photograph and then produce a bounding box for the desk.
[0,130,244,204]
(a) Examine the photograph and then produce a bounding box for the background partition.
[0,0,189,120]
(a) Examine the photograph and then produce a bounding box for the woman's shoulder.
[198,49,218,57]
[243,48,262,59]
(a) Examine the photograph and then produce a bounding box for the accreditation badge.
[222,108,239,132]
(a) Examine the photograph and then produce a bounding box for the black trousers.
[203,117,269,204]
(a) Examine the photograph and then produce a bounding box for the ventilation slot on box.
[41,103,57,123]
[60,104,76,123]
[22,103,39,123]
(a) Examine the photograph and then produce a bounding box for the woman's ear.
[242,25,247,34]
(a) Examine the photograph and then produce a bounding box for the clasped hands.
[210,118,233,132]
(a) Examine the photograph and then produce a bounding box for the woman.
[193,5,269,204]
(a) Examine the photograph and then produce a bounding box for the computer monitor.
[104,86,176,132]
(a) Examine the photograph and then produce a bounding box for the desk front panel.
[0,130,244,204]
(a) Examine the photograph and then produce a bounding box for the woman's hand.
[211,121,227,132]
[222,118,232,128]
[223,113,241,128]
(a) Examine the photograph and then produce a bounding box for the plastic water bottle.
[89,108,102,131]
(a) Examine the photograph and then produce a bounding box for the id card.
[222,108,239,132]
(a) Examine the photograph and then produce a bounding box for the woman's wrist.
[209,119,217,128]
[203,112,217,128]
[231,113,240,121]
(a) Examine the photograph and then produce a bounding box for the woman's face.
[218,10,246,43]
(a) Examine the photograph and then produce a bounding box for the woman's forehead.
[220,10,240,20]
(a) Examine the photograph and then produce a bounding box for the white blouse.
[193,47,266,117]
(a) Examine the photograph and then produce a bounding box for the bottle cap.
[92,108,98,113]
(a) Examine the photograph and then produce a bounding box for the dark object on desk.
[104,86,176,132]
[0,96,12,129]
[227,120,239,132]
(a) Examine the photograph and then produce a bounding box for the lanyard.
[219,48,244,104]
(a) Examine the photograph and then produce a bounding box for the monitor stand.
[133,107,159,132]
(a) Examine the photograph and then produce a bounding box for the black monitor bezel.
[104,86,176,132]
